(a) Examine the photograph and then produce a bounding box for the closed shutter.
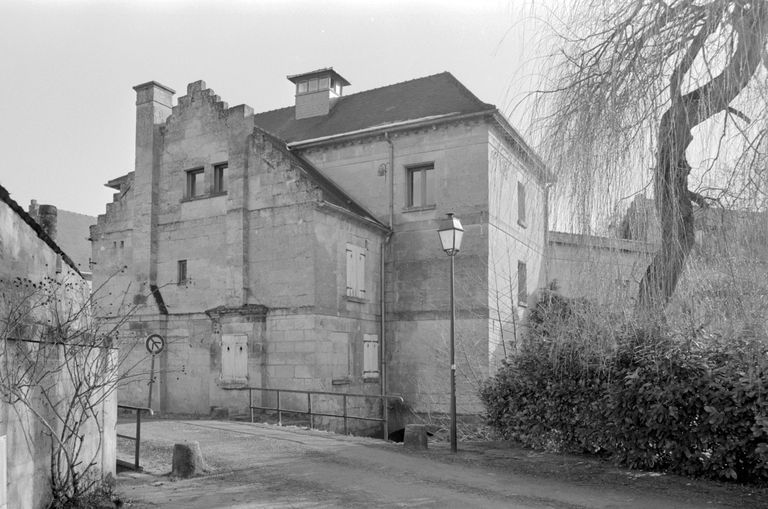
[221,334,248,383]
[346,247,355,297]
[356,250,366,298]
[363,334,379,380]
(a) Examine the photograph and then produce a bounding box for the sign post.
[145,334,165,410]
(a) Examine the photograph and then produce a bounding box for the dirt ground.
[115,419,768,509]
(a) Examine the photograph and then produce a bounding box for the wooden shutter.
[221,334,248,383]
[363,334,379,379]
[356,249,366,298]
[346,247,355,297]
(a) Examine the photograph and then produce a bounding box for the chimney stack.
[132,81,175,290]
[28,200,58,240]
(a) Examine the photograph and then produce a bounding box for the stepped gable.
[252,72,495,143]
[166,80,253,126]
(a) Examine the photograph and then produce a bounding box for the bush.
[480,295,768,482]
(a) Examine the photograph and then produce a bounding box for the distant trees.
[533,0,768,309]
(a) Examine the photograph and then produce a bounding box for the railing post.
[277,390,282,426]
[343,394,348,435]
[249,388,253,423]
[307,393,312,430]
[135,410,141,470]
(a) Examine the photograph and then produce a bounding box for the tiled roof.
[252,72,494,142]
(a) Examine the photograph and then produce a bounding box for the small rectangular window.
[363,334,380,380]
[186,168,204,198]
[319,77,330,90]
[407,164,435,208]
[214,163,228,193]
[177,260,187,285]
[517,261,527,306]
[345,244,366,299]
[518,181,527,227]
[297,81,308,94]
[308,78,319,92]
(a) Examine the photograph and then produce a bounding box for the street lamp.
[437,212,464,453]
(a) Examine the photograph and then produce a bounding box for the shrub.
[480,295,768,482]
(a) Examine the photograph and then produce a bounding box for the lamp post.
[437,213,464,453]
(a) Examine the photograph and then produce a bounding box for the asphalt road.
[116,420,765,509]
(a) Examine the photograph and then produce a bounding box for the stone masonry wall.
[95,81,385,424]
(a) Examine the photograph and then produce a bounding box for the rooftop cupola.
[287,68,350,120]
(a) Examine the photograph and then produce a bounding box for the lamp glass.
[437,214,464,255]
[438,228,455,253]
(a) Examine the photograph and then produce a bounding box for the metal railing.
[116,404,153,470]
[244,387,403,438]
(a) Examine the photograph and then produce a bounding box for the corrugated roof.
[252,72,494,142]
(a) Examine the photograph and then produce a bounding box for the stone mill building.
[90,69,550,424]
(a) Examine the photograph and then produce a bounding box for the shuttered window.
[345,244,366,299]
[221,334,248,383]
[363,334,379,380]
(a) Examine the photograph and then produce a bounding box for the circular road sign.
[145,334,165,355]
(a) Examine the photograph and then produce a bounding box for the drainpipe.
[381,132,395,437]
[384,132,394,229]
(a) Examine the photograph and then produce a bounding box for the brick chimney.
[287,68,350,120]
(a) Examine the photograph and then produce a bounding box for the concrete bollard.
[171,441,206,478]
[403,424,428,450]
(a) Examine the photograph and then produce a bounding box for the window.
[345,244,366,299]
[186,168,204,198]
[221,334,248,383]
[407,164,435,208]
[214,163,228,193]
[517,261,527,306]
[297,81,308,94]
[363,334,380,380]
[177,260,187,285]
[517,181,527,227]
[308,78,319,92]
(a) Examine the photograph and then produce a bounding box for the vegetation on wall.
[0,270,144,508]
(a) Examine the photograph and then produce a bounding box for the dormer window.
[288,68,351,120]
[295,76,336,96]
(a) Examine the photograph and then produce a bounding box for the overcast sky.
[0,0,547,217]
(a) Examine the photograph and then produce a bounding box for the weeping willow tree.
[533,0,768,310]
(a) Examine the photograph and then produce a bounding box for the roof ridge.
[440,71,495,109]
[253,71,476,117]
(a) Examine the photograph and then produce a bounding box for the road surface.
[116,420,766,508]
